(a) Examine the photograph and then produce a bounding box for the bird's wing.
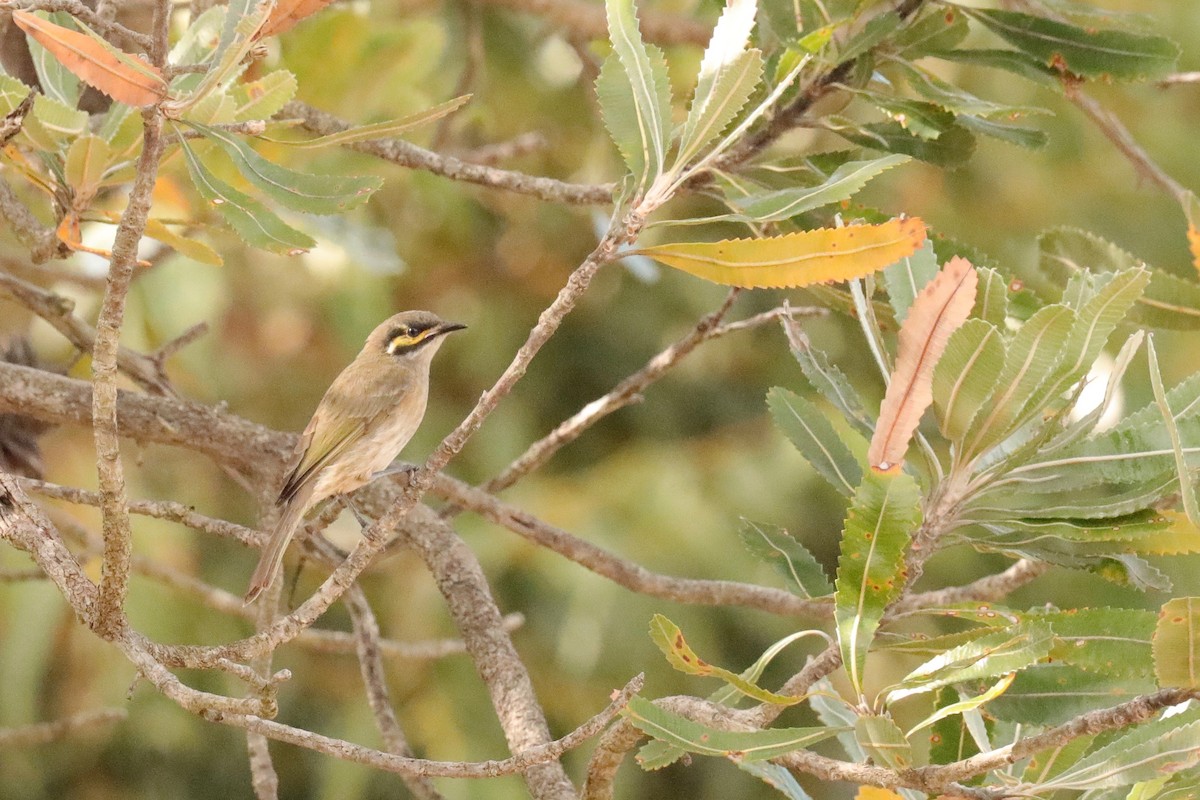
[277,411,365,505]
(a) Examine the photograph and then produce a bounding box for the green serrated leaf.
[0,75,33,115]
[167,0,266,116]
[958,114,1048,149]
[835,471,922,694]
[649,614,802,705]
[973,266,1009,327]
[826,118,976,168]
[854,713,912,770]
[1036,608,1156,679]
[858,91,956,140]
[602,0,672,189]
[907,672,1016,737]
[737,762,813,799]
[932,47,1058,84]
[185,121,381,215]
[1154,597,1200,689]
[986,664,1156,726]
[176,131,315,254]
[64,134,115,197]
[882,239,939,324]
[964,7,1178,81]
[928,687,984,765]
[933,319,1006,446]
[21,93,88,152]
[895,7,970,58]
[1045,708,1200,790]
[231,70,298,122]
[739,519,833,598]
[625,696,839,763]
[736,153,912,223]
[783,322,874,438]
[839,11,900,63]
[886,623,1053,705]
[767,388,862,497]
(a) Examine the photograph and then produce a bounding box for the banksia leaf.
[869,256,978,472]
[13,11,166,107]
[259,0,337,39]
[1154,597,1200,688]
[636,217,926,289]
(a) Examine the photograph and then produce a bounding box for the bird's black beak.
[434,321,467,338]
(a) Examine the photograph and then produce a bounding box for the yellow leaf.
[855,788,905,800]
[13,11,166,107]
[635,217,926,289]
[869,256,977,472]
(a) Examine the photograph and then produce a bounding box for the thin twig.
[199,673,643,780]
[91,107,166,639]
[0,174,63,263]
[345,585,444,800]
[280,101,614,205]
[0,708,127,747]
[893,558,1050,614]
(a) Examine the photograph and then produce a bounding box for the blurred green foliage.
[2,0,1200,798]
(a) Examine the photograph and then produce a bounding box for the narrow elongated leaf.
[933,319,1005,445]
[882,240,939,325]
[13,11,166,107]
[768,388,861,496]
[958,115,1048,149]
[826,118,976,168]
[625,696,839,763]
[972,266,1008,327]
[835,471,922,694]
[907,673,1015,737]
[185,121,381,214]
[648,615,802,705]
[1036,608,1155,678]
[603,0,671,189]
[783,319,875,437]
[886,623,1053,705]
[637,217,926,289]
[1154,597,1200,689]
[166,0,268,116]
[676,0,762,166]
[259,0,336,38]
[1148,336,1200,527]
[963,8,1178,80]
[736,154,912,223]
[928,687,984,766]
[986,664,1155,725]
[740,519,833,598]
[870,256,978,472]
[961,304,1075,459]
[739,762,813,799]
[231,70,298,122]
[854,714,912,770]
[176,133,315,254]
[1045,709,1200,790]
[141,218,223,266]
[270,95,472,149]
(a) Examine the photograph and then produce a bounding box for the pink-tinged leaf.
[258,0,336,38]
[869,256,978,472]
[635,217,927,289]
[12,11,166,107]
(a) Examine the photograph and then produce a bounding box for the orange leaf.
[855,788,905,800]
[635,217,927,289]
[869,256,978,472]
[13,11,166,107]
[258,0,336,38]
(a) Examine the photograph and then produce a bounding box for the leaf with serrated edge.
[783,319,875,437]
[739,519,833,598]
[882,239,939,325]
[604,0,671,189]
[885,623,1053,705]
[835,471,921,694]
[961,304,1075,460]
[1044,708,1200,790]
[12,11,166,107]
[185,121,381,215]
[933,319,1005,445]
[767,388,861,496]
[231,70,298,122]
[1155,597,1200,689]
[963,7,1178,80]
[870,256,978,472]
[854,714,912,771]
[1148,335,1200,527]
[649,614,802,704]
[636,217,927,289]
[737,154,912,223]
[176,132,314,254]
[987,664,1155,725]
[624,696,839,763]
[739,762,814,800]
[906,673,1015,737]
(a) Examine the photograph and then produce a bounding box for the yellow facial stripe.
[387,328,433,354]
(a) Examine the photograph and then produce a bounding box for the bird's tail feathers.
[244,491,312,604]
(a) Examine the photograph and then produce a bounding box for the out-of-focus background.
[1,1,1199,798]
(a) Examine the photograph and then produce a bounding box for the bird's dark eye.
[405,326,418,338]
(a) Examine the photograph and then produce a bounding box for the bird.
[244,310,466,603]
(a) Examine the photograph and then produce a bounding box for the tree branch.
[0,174,63,263]
[0,707,127,747]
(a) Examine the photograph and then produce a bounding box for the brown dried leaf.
[12,11,166,107]
[869,256,978,472]
[258,0,336,38]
